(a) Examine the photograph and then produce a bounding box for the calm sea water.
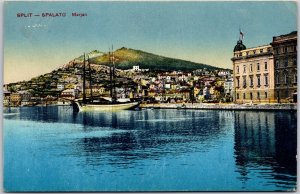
[3,106,297,192]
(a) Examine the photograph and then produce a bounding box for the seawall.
[140,103,297,111]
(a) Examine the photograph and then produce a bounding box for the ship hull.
[73,101,139,112]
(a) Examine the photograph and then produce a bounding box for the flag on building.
[240,30,244,40]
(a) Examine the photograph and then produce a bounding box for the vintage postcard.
[3,1,297,192]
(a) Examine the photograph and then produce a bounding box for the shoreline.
[140,103,297,111]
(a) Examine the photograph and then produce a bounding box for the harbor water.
[3,106,297,191]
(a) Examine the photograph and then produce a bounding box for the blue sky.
[4,1,298,83]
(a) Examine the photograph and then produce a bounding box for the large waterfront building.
[232,31,297,104]
[232,41,275,103]
[271,31,297,103]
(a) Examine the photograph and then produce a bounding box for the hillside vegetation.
[89,47,222,71]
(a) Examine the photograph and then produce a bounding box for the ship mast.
[83,53,86,103]
[88,56,93,102]
[109,49,113,100]
[112,45,117,103]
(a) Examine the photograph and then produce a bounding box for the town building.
[60,89,79,100]
[132,66,140,71]
[232,39,275,103]
[10,93,22,106]
[271,31,297,102]
[232,31,297,104]
[18,91,32,106]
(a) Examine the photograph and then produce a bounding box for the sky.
[3,1,298,84]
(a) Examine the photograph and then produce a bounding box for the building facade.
[271,31,297,103]
[232,41,275,103]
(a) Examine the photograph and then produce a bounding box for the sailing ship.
[72,48,140,112]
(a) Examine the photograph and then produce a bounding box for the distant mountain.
[89,47,223,71]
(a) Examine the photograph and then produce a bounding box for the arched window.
[284,72,288,84]
[275,60,279,68]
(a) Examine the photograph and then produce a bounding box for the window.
[276,73,280,84]
[253,50,256,54]
[250,64,253,72]
[257,63,260,71]
[257,92,260,99]
[237,93,239,99]
[285,90,289,98]
[243,93,246,99]
[284,59,288,67]
[250,76,253,87]
[243,76,246,88]
[284,73,288,84]
[285,47,288,53]
[257,75,261,86]
[246,51,249,56]
[265,92,268,99]
[294,73,297,83]
[264,62,267,70]
[267,48,271,52]
[236,77,240,87]
[293,58,297,66]
[275,60,279,68]
[264,75,268,86]
[243,65,246,74]
[250,92,253,100]
[236,66,239,74]
[260,49,263,53]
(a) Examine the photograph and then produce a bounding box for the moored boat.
[73,48,140,112]
[73,101,139,112]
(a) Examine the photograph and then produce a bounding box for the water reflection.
[4,107,231,168]
[66,109,231,168]
[3,106,297,190]
[234,111,297,190]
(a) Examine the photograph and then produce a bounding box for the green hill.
[89,47,222,71]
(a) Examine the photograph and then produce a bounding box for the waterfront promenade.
[140,103,297,111]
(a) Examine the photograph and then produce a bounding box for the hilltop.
[89,47,223,71]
